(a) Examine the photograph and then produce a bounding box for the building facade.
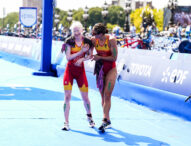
[111,0,153,10]
[23,0,42,13]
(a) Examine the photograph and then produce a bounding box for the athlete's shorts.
[63,63,88,92]
[103,61,116,75]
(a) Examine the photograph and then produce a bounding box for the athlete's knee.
[104,90,112,98]
[82,95,90,103]
[64,94,71,103]
[104,93,111,102]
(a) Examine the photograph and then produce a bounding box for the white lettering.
[22,14,34,19]
[146,66,152,77]
[130,63,152,77]
[175,70,183,84]
[169,69,177,83]
[162,67,189,85]
[179,71,188,84]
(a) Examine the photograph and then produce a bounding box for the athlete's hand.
[91,55,101,61]
[74,58,84,67]
[81,44,89,53]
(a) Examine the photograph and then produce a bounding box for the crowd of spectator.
[1,21,191,53]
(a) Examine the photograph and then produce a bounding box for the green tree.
[87,7,102,27]
[56,8,84,28]
[73,8,84,21]
[107,5,125,27]
[59,10,69,28]
[0,18,2,28]
[153,9,163,31]
[130,7,144,32]
[0,12,19,29]
[55,8,71,28]
[130,6,164,32]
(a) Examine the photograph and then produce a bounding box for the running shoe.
[62,122,70,131]
[87,114,95,128]
[98,120,111,131]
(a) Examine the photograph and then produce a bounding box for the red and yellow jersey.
[64,41,88,92]
[71,42,83,54]
[95,35,112,57]
[94,35,116,75]
[68,42,85,65]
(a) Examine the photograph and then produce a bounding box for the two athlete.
[62,22,118,132]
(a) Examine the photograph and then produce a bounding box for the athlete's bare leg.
[102,67,117,121]
[99,82,105,107]
[80,90,95,127]
[80,91,91,114]
[63,90,72,123]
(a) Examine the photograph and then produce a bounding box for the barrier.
[0,36,191,121]
[112,80,191,121]
[0,51,40,70]
[0,36,64,64]
[117,50,191,96]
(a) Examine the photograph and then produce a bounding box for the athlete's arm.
[93,37,118,62]
[91,37,96,47]
[83,47,93,61]
[74,45,93,66]
[88,38,96,62]
[65,44,85,61]
[83,38,95,61]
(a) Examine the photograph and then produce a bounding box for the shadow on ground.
[0,87,81,101]
[71,127,169,146]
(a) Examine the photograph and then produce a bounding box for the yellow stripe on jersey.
[64,82,72,90]
[79,84,88,92]
[95,37,110,52]
[71,43,83,53]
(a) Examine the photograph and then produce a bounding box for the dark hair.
[84,37,93,48]
[93,23,108,35]
[65,36,93,48]
[65,36,75,47]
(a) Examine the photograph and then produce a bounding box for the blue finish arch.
[40,0,53,72]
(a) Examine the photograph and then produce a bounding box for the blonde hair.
[70,21,83,34]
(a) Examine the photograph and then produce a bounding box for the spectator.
[185,24,191,39]
[130,24,136,37]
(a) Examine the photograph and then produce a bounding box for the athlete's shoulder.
[83,36,93,48]
[65,36,75,47]
[83,36,92,43]
[91,36,96,45]
[108,35,117,42]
